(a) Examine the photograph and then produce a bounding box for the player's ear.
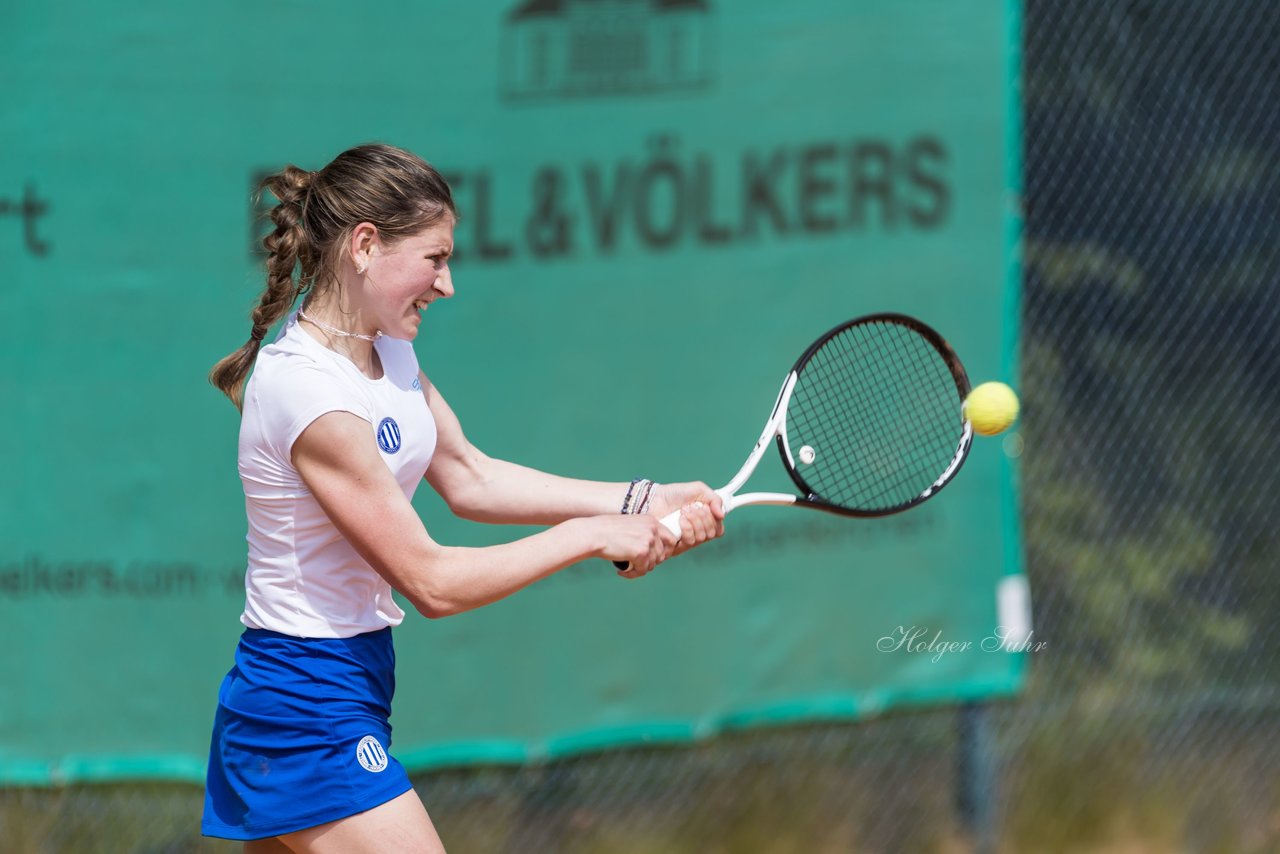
[348,222,382,268]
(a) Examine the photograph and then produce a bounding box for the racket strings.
[796,340,954,509]
[786,319,966,512]
[821,329,960,507]
[804,335,910,486]
[873,326,961,493]
[842,328,962,507]
[805,328,947,506]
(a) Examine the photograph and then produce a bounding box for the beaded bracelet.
[635,479,656,514]
[621,478,658,515]
[621,478,647,514]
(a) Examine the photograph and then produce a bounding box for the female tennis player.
[202,143,724,853]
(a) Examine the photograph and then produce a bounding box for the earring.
[356,261,367,275]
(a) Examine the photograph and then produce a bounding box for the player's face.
[363,217,455,340]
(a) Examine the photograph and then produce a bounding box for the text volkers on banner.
[251,135,950,262]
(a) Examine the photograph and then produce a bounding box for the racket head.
[778,313,973,516]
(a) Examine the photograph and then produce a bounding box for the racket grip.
[612,509,684,571]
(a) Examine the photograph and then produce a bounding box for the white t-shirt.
[236,312,437,638]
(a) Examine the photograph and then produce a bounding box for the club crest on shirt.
[356,735,389,773]
[376,417,402,454]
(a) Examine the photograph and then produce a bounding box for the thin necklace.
[298,308,382,342]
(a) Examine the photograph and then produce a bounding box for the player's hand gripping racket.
[615,313,973,570]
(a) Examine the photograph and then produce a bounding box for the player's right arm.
[291,411,677,618]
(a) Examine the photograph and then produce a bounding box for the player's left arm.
[419,371,722,530]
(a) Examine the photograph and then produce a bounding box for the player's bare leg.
[278,789,446,854]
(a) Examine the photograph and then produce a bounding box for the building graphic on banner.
[502,0,713,99]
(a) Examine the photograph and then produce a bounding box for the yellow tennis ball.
[964,382,1020,436]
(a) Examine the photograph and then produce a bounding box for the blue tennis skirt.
[201,627,414,841]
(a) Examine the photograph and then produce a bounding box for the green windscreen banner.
[0,1,1024,783]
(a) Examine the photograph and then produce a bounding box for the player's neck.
[297,299,383,379]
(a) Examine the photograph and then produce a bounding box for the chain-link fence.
[5,1,1280,850]
[997,1,1280,849]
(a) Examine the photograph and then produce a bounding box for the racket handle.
[612,509,684,571]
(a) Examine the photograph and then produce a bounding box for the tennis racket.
[616,313,973,570]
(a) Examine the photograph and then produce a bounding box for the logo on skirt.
[356,735,389,773]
